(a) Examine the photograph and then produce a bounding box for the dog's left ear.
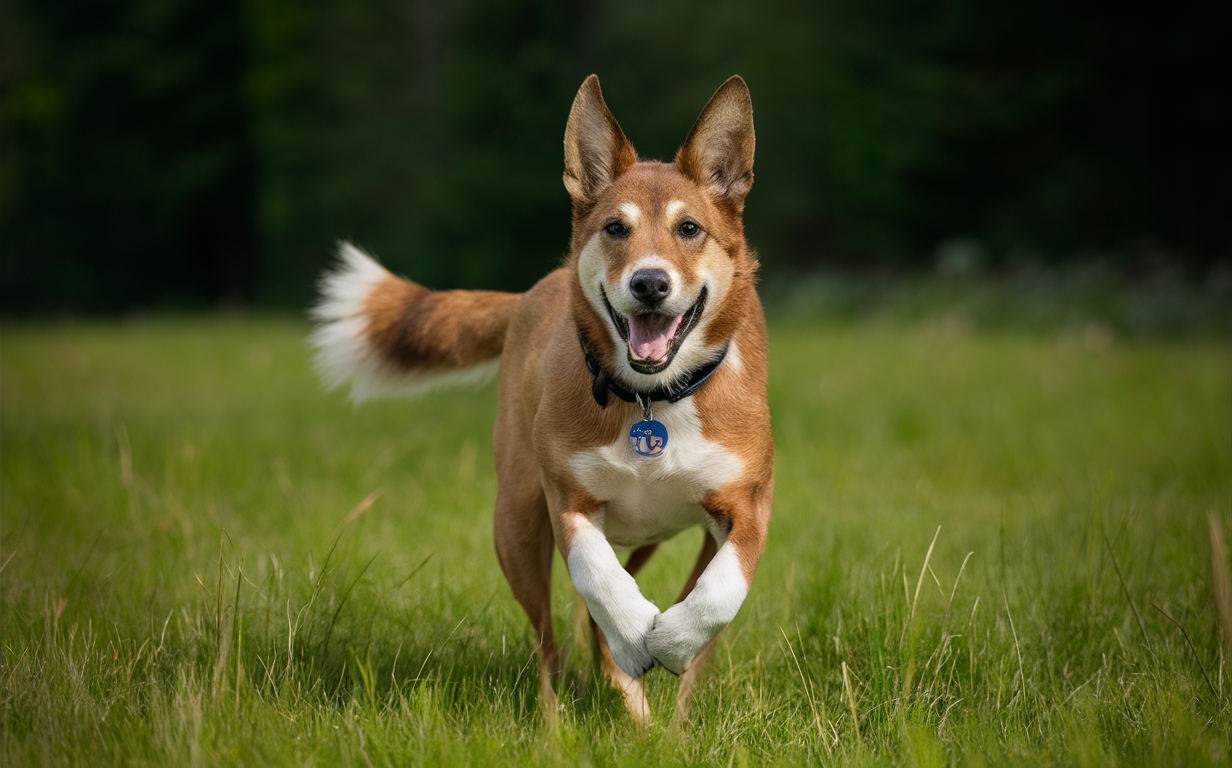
[676,76,755,209]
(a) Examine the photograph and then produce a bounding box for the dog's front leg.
[556,506,660,679]
[646,489,770,675]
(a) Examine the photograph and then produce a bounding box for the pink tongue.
[628,314,684,362]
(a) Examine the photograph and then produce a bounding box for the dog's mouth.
[602,287,707,375]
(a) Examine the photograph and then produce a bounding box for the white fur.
[566,512,661,678]
[566,397,745,676]
[576,234,731,393]
[646,541,749,674]
[725,336,743,373]
[619,202,642,225]
[309,242,499,402]
[665,200,686,220]
[567,396,744,549]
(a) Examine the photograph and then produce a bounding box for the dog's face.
[565,76,756,390]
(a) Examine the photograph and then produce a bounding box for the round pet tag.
[629,419,668,457]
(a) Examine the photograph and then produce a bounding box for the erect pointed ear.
[675,76,755,207]
[563,75,637,204]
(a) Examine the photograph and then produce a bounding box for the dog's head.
[565,75,757,392]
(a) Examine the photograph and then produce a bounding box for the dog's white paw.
[645,603,712,676]
[601,600,659,679]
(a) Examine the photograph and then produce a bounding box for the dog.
[311,75,773,725]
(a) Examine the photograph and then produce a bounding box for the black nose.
[629,268,671,305]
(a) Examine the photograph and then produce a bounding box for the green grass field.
[2,316,1230,766]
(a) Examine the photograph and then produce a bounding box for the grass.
[764,264,1232,339]
[1,314,1230,765]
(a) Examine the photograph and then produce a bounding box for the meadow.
[2,314,1229,765]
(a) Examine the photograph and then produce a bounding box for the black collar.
[578,331,727,408]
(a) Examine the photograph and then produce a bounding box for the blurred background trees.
[2,0,1227,312]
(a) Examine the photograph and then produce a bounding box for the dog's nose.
[629,268,671,305]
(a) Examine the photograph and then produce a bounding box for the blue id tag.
[629,419,668,457]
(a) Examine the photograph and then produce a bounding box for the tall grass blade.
[901,526,941,649]
[1152,603,1217,702]
[1104,532,1153,656]
[1210,512,1232,672]
[333,489,383,536]
[842,661,861,745]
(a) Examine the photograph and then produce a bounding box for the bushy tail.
[310,242,521,401]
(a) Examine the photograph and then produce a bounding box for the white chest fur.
[566,397,744,548]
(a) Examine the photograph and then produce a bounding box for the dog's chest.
[566,399,743,549]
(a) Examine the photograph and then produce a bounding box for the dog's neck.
[576,328,727,408]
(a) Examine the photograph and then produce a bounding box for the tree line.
[2,0,1226,312]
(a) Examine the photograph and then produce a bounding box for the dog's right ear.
[563,75,637,205]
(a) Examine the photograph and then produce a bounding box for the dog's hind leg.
[493,487,560,720]
[672,635,720,729]
[593,624,651,724]
[670,530,719,728]
[623,543,659,576]
[586,544,658,724]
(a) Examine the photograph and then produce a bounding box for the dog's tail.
[310,242,521,401]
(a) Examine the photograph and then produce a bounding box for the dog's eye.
[604,222,628,238]
[678,221,700,238]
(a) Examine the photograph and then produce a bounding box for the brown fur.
[328,75,773,725]
[363,277,520,372]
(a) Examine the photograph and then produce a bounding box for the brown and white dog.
[311,75,773,724]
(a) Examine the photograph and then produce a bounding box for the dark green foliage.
[2,0,1228,311]
[3,0,258,310]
